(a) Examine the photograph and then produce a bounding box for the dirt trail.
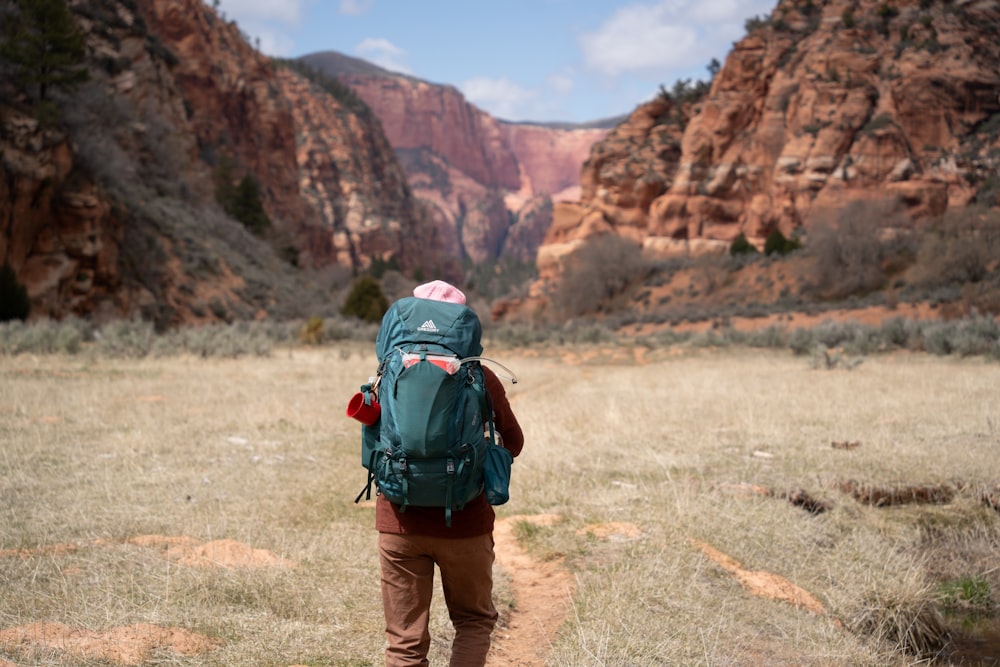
[0,526,581,666]
[486,514,576,667]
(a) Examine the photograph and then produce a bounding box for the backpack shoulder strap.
[470,365,495,447]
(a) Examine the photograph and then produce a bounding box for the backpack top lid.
[376,296,484,361]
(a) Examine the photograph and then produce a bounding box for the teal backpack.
[355,296,495,525]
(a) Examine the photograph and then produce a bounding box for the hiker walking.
[354,279,524,667]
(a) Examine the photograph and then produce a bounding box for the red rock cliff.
[141,0,310,235]
[0,0,454,322]
[299,53,609,265]
[541,0,1000,278]
[274,67,453,279]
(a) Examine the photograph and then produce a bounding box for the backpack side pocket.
[483,442,513,506]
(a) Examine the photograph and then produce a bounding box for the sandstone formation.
[299,52,610,266]
[0,111,124,319]
[538,0,1000,287]
[274,68,452,279]
[0,0,452,321]
[0,0,193,322]
[144,0,443,278]
[140,0,308,232]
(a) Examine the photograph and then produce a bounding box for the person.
[375,280,524,667]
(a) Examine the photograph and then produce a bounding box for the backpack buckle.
[446,459,455,475]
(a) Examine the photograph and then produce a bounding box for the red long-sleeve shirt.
[375,366,523,538]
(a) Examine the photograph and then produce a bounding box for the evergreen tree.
[764,229,802,256]
[342,276,389,324]
[0,0,89,102]
[0,262,31,322]
[215,158,271,237]
[729,233,759,256]
[228,175,271,236]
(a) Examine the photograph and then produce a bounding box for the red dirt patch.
[836,480,956,506]
[0,536,295,570]
[576,521,644,541]
[0,542,81,558]
[691,539,828,616]
[0,622,218,665]
[128,535,296,569]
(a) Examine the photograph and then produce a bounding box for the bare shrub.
[551,234,649,317]
[0,318,86,354]
[806,200,908,300]
[910,206,1000,287]
[95,319,155,358]
[850,589,949,658]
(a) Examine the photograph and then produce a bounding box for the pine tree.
[0,0,89,102]
[230,175,271,236]
[342,276,389,324]
[0,262,31,322]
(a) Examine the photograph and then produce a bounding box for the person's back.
[370,280,523,667]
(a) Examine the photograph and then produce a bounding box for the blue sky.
[216,0,779,123]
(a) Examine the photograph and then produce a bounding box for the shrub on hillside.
[551,234,649,317]
[342,275,389,323]
[764,229,801,256]
[729,233,759,256]
[806,201,902,299]
[910,207,1000,288]
[0,0,89,104]
[221,174,271,236]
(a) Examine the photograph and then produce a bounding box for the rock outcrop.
[140,0,308,232]
[0,110,124,319]
[299,52,610,265]
[275,67,455,279]
[537,0,1000,287]
[0,0,453,322]
[143,0,444,277]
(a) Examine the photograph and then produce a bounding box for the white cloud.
[339,0,374,16]
[688,0,772,24]
[219,0,305,24]
[460,77,539,121]
[548,71,575,96]
[579,4,698,78]
[355,38,412,75]
[216,0,315,55]
[255,30,296,57]
[579,0,777,79]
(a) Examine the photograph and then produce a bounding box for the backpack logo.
[417,319,439,333]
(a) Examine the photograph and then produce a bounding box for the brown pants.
[378,532,498,667]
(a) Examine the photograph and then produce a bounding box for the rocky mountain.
[8,0,994,328]
[536,0,1000,300]
[0,0,450,324]
[536,0,1000,290]
[298,51,610,266]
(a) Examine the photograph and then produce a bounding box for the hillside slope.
[0,0,448,324]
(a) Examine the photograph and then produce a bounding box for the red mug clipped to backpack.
[346,386,380,426]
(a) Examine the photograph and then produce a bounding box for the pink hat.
[413,280,466,305]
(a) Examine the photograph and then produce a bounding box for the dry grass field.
[2,342,999,666]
